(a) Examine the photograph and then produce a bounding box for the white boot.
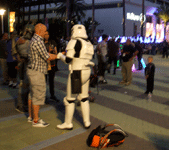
[81,100,91,129]
[57,98,75,130]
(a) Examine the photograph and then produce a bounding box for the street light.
[0,9,6,34]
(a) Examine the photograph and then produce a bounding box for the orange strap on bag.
[87,124,128,149]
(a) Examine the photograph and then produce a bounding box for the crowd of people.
[0,22,160,128]
[94,34,155,96]
[95,35,142,85]
[0,24,67,114]
[0,28,67,89]
[0,23,94,128]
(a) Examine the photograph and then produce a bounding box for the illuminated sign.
[127,12,146,22]
[10,12,15,32]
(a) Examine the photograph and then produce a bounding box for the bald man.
[27,23,57,127]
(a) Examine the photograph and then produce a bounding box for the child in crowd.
[145,56,155,94]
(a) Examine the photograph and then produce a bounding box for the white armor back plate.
[66,38,94,71]
[77,38,94,60]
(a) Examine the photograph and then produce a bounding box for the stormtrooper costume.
[57,24,94,130]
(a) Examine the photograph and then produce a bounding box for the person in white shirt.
[97,34,108,84]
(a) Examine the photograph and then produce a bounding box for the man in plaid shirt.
[27,23,57,127]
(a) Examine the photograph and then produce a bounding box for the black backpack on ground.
[87,124,128,149]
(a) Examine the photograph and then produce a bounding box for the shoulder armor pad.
[66,39,77,58]
[66,39,77,50]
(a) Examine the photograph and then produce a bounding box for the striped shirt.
[28,34,49,74]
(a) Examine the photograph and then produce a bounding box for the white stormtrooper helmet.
[71,24,88,39]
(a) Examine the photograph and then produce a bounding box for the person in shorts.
[27,23,57,127]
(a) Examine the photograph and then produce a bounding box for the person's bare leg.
[28,99,32,118]
[33,105,40,122]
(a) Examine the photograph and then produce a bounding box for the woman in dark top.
[44,31,59,102]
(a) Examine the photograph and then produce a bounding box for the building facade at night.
[19,0,169,42]
[84,0,169,42]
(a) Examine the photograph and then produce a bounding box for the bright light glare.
[132,64,136,72]
[98,36,102,42]
[0,9,6,15]
[141,58,146,69]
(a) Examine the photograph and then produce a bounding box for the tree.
[83,17,100,38]
[91,0,95,39]
[54,0,87,37]
[48,18,67,39]
[55,0,87,22]
[154,5,169,40]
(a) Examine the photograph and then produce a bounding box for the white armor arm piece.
[57,39,77,64]
[85,61,95,67]
[57,52,66,64]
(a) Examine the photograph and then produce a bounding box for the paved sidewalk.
[0,54,169,150]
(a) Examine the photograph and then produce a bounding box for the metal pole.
[44,0,46,19]
[123,0,125,36]
[23,6,25,28]
[38,4,40,21]
[141,0,144,36]
[91,0,95,39]
[28,0,31,22]
[1,15,4,34]
[8,9,10,35]
[66,0,70,37]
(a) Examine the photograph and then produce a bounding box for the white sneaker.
[28,117,33,122]
[9,81,13,87]
[32,119,50,127]
[13,82,18,88]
